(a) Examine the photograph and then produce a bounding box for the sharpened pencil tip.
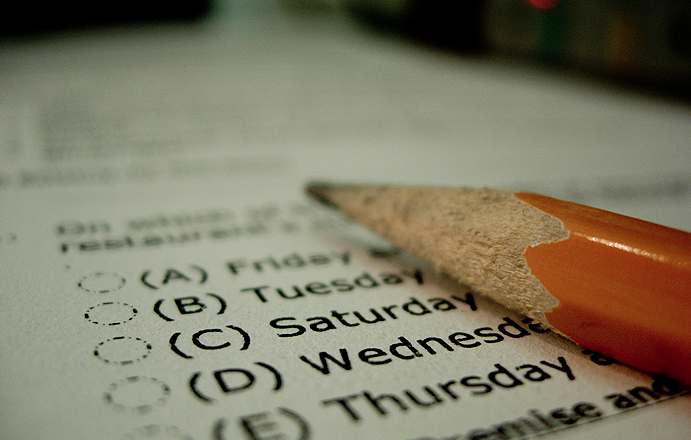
[306,182,338,207]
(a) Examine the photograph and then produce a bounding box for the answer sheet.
[2,6,691,440]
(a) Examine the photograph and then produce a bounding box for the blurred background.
[2,0,690,97]
[1,0,690,229]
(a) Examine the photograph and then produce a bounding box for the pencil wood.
[307,183,691,385]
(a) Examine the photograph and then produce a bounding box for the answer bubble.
[104,377,170,415]
[78,272,126,293]
[94,336,152,365]
[120,425,192,440]
[85,302,138,326]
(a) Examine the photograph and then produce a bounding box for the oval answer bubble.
[104,376,170,415]
[78,272,126,293]
[94,336,152,365]
[85,302,138,326]
[120,425,192,440]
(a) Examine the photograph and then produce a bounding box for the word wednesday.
[299,316,551,373]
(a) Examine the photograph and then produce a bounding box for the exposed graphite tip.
[305,182,339,207]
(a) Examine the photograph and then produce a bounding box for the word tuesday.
[240,270,424,303]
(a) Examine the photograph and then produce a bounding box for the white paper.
[2,7,691,440]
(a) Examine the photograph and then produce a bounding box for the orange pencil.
[306,183,691,385]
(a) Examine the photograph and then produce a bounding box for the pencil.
[306,183,691,385]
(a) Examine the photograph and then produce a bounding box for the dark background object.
[0,0,212,36]
[346,0,691,100]
[345,0,485,53]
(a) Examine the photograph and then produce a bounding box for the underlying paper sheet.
[1,7,691,440]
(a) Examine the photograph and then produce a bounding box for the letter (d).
[390,337,422,360]
[498,318,530,338]
[488,364,523,388]
[402,297,431,316]
[354,272,380,288]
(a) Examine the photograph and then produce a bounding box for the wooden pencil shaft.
[307,183,691,385]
